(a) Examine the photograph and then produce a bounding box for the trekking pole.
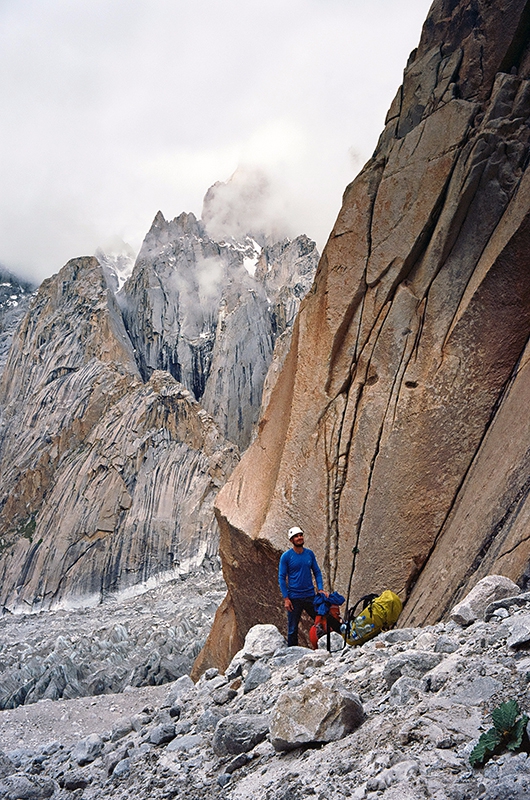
[343,517,362,648]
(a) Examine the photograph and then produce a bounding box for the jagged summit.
[120,199,319,449]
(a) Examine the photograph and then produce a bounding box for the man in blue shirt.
[278,526,327,646]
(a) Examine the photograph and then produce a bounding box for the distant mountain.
[120,210,318,449]
[0,199,318,613]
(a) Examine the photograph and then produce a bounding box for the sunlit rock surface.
[201,0,530,671]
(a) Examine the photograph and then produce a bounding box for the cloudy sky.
[0,0,433,284]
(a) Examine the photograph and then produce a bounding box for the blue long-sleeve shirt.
[278,547,323,599]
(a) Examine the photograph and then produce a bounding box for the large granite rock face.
[120,211,318,449]
[201,0,530,670]
[0,257,238,612]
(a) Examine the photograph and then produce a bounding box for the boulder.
[269,678,364,751]
[450,575,521,626]
[240,624,285,661]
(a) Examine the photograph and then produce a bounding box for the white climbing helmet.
[288,526,304,541]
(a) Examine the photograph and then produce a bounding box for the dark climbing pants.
[287,596,316,646]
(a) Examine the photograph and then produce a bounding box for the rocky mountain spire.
[0,256,238,611]
[120,209,318,449]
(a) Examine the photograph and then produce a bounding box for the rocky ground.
[2,577,530,799]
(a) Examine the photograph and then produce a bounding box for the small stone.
[112,758,131,779]
[204,668,219,680]
[212,686,238,705]
[225,753,251,774]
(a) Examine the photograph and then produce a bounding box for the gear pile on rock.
[1,576,530,799]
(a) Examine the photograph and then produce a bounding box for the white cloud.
[0,0,433,283]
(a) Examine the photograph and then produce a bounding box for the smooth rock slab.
[212,714,270,756]
[450,576,520,626]
[270,678,364,751]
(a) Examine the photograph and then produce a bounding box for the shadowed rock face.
[200,0,530,672]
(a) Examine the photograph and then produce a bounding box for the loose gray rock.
[244,662,271,694]
[434,635,460,654]
[149,723,176,745]
[112,758,131,779]
[0,754,15,779]
[166,734,203,753]
[506,614,530,649]
[389,676,423,706]
[71,733,104,766]
[212,686,238,705]
[164,675,195,706]
[485,593,530,621]
[272,647,311,668]
[225,753,251,774]
[62,770,90,790]
[212,714,270,756]
[383,651,444,688]
[0,773,55,799]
